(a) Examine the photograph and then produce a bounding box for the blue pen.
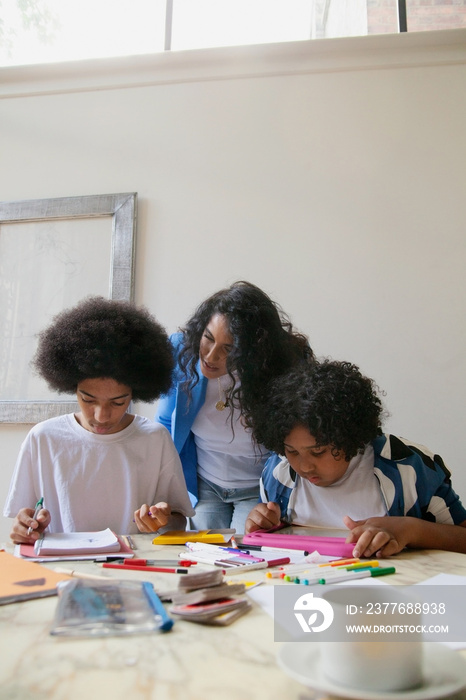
[219,547,259,559]
[186,542,262,560]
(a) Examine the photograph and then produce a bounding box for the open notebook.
[16,528,134,561]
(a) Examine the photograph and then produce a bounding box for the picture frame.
[0,192,137,423]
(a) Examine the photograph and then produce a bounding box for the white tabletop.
[1,532,466,700]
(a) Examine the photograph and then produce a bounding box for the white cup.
[319,586,423,692]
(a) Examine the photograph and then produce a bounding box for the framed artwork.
[0,192,137,423]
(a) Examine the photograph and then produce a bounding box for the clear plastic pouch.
[50,578,173,636]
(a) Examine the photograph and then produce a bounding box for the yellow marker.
[345,560,380,570]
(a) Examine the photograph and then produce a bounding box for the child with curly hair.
[4,296,194,543]
[245,360,466,556]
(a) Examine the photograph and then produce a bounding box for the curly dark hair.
[250,360,387,461]
[178,281,313,423]
[33,296,174,402]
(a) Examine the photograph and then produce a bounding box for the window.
[406,0,466,32]
[0,0,166,65]
[171,0,312,50]
[0,0,465,67]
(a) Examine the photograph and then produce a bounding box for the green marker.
[27,497,44,535]
[318,566,396,584]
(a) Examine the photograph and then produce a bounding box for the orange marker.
[318,558,360,567]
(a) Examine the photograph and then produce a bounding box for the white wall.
[1,30,465,543]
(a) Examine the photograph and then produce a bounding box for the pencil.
[54,568,113,581]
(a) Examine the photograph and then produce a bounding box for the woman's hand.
[245,501,281,534]
[10,507,51,544]
[134,502,171,533]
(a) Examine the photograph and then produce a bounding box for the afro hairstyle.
[250,359,386,461]
[33,296,174,402]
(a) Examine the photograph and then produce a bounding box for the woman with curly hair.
[155,281,313,532]
[4,296,194,544]
[245,360,466,556]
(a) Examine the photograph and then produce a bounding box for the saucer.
[277,642,466,700]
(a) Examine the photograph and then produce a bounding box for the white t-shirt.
[191,376,269,488]
[3,413,195,534]
[291,445,387,528]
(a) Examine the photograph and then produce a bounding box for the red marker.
[124,558,193,567]
[102,563,189,574]
[267,557,291,567]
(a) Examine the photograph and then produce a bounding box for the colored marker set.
[180,541,290,573]
[266,556,364,579]
[267,557,396,585]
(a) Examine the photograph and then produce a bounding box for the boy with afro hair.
[245,360,466,557]
[4,296,194,543]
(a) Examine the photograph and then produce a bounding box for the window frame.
[0,192,137,423]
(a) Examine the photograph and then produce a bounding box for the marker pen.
[318,566,396,584]
[27,497,44,536]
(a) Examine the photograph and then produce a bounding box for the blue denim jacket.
[155,333,207,507]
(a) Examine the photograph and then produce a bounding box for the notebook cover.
[242,531,355,557]
[0,550,71,605]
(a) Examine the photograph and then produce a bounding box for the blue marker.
[220,547,251,555]
[143,582,174,631]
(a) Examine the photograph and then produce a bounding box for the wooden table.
[1,534,466,700]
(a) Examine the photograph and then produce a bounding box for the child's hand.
[10,507,51,544]
[134,502,171,533]
[343,515,403,558]
[245,502,281,534]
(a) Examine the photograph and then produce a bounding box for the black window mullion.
[398,0,408,32]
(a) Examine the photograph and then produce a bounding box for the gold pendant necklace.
[215,377,228,411]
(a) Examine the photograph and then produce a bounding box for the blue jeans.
[190,476,260,534]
